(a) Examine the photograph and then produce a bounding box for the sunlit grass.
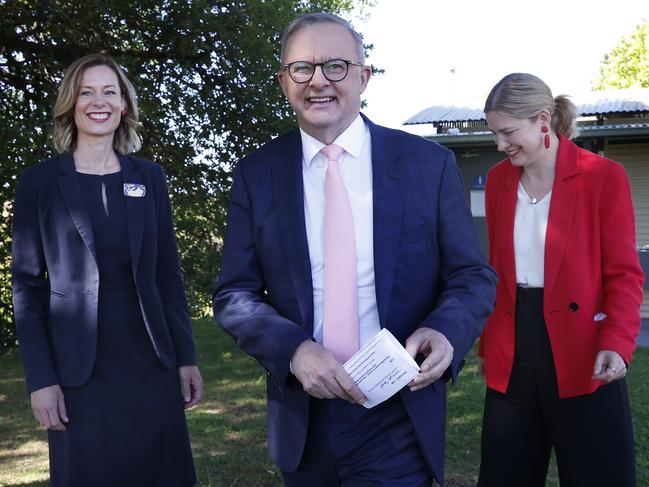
[1,318,647,486]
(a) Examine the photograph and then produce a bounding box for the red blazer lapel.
[544,136,580,299]
[498,162,521,307]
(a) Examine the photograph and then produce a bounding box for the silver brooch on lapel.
[123,183,146,197]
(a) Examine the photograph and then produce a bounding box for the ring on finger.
[608,366,617,374]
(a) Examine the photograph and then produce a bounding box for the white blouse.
[514,182,552,287]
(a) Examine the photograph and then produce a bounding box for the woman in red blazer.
[477,73,643,487]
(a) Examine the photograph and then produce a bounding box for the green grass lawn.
[1,318,647,486]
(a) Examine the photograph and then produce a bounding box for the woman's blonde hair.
[53,53,141,154]
[484,73,579,139]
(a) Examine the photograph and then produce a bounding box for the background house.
[405,88,649,318]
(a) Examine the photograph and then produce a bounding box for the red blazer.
[479,135,644,398]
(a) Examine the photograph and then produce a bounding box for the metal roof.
[424,123,649,146]
[404,88,649,125]
[576,89,649,115]
[406,106,485,125]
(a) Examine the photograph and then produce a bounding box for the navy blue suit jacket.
[12,153,196,394]
[213,116,496,481]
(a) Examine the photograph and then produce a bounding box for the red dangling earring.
[121,110,127,117]
[541,126,550,149]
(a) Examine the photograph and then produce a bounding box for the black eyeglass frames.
[283,59,364,83]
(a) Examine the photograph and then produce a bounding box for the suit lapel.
[500,163,521,307]
[273,131,314,332]
[544,136,579,297]
[57,153,98,261]
[120,154,145,276]
[367,120,404,327]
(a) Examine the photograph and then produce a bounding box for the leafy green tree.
[0,0,372,347]
[593,19,649,89]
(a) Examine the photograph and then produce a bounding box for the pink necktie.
[321,144,359,363]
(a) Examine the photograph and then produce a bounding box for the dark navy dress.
[48,172,196,487]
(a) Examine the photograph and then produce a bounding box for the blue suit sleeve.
[213,163,311,390]
[155,165,197,366]
[420,151,497,382]
[11,170,60,392]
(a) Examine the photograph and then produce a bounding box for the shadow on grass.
[0,348,50,486]
[184,318,283,486]
[2,318,648,487]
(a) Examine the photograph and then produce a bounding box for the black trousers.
[478,287,636,487]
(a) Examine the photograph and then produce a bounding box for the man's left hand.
[179,365,204,409]
[405,328,454,392]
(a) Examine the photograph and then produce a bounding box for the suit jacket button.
[569,302,579,312]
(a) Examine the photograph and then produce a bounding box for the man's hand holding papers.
[343,328,420,409]
[405,328,454,392]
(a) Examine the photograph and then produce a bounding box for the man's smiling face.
[278,22,371,144]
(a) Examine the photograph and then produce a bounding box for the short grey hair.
[280,12,365,66]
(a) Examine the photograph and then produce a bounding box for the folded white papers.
[343,328,420,409]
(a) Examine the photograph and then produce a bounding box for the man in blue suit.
[213,12,496,486]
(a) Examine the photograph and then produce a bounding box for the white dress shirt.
[300,115,381,348]
[514,182,552,287]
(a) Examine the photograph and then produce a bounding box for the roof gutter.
[423,125,649,146]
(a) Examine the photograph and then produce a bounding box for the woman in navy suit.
[12,53,202,486]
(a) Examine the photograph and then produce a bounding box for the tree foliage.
[592,19,649,89]
[0,0,372,347]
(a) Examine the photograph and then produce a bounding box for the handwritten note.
[343,328,420,409]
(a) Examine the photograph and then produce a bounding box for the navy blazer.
[12,153,196,394]
[213,116,497,481]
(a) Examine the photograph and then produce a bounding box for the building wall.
[452,147,502,258]
[605,142,649,318]
[605,143,649,248]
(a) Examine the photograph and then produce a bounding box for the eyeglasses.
[283,59,364,83]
